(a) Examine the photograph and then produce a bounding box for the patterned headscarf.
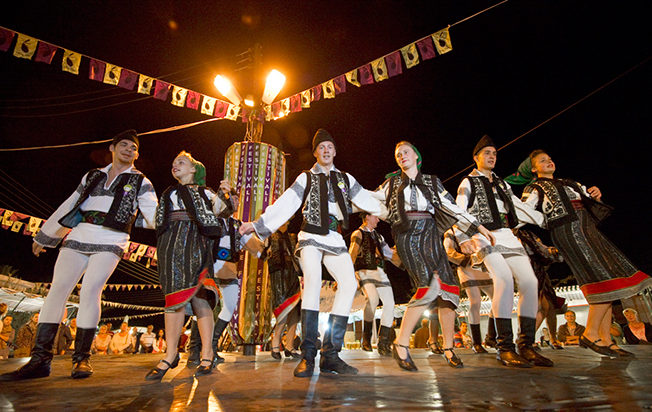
[504,156,535,186]
[385,141,422,179]
[177,151,207,186]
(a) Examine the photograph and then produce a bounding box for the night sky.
[1,1,650,323]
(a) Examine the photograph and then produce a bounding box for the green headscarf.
[192,160,207,186]
[504,157,535,186]
[385,142,422,179]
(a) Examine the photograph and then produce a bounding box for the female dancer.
[523,150,651,357]
[374,141,495,370]
[146,151,234,380]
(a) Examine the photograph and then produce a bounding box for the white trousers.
[298,246,357,316]
[483,253,538,319]
[217,282,239,323]
[457,266,494,324]
[362,282,395,328]
[39,248,120,329]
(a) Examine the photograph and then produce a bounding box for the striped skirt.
[270,267,301,321]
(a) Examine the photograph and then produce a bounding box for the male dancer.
[454,135,552,367]
[1,130,158,381]
[349,212,399,356]
[240,129,381,377]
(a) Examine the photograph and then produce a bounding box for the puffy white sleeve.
[252,173,307,241]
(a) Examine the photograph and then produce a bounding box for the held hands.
[459,241,476,255]
[32,241,45,257]
[587,186,602,201]
[219,180,233,194]
[459,225,495,254]
[239,222,255,235]
[478,225,496,246]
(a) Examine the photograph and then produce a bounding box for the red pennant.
[214,101,228,118]
[290,94,302,112]
[185,90,200,110]
[241,107,250,122]
[416,37,436,60]
[311,85,322,101]
[117,68,138,90]
[154,80,171,101]
[34,41,57,64]
[333,75,346,95]
[359,64,374,85]
[88,59,106,81]
[385,51,403,77]
[0,28,14,52]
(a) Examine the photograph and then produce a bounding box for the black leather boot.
[495,318,532,368]
[186,321,201,368]
[320,314,358,375]
[211,318,229,366]
[377,325,392,357]
[470,323,488,353]
[484,317,497,348]
[361,321,373,352]
[71,327,96,379]
[0,323,59,381]
[517,317,553,367]
[294,310,319,378]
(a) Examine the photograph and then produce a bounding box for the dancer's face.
[364,214,379,230]
[531,153,556,176]
[110,139,139,166]
[314,141,336,168]
[172,155,196,184]
[395,144,418,171]
[474,147,497,171]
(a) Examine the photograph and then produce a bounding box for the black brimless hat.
[472,134,495,156]
[111,129,139,149]
[312,128,335,152]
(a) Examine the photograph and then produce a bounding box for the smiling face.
[564,311,576,323]
[364,214,379,230]
[623,309,638,323]
[394,143,418,172]
[99,325,107,334]
[313,141,336,168]
[110,139,139,166]
[172,154,196,184]
[474,146,497,171]
[531,152,556,177]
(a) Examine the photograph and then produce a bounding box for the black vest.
[155,184,224,237]
[300,170,352,235]
[268,231,299,273]
[466,175,518,230]
[354,230,384,271]
[58,168,145,235]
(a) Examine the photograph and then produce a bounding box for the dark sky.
[1,1,650,319]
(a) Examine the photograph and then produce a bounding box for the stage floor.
[1,346,651,411]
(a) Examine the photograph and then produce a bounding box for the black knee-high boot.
[320,314,358,375]
[211,318,229,366]
[71,327,96,379]
[495,318,532,368]
[0,323,59,381]
[484,317,497,348]
[470,323,488,353]
[517,317,553,367]
[186,321,201,368]
[377,325,392,357]
[361,321,373,352]
[294,309,319,377]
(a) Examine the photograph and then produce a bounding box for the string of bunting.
[264,26,453,121]
[100,311,165,322]
[101,300,163,311]
[0,26,242,121]
[0,207,158,268]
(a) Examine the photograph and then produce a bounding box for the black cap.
[472,134,495,156]
[312,128,335,152]
[111,129,139,149]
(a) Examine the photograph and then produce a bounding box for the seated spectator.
[67,318,77,353]
[454,322,472,348]
[539,327,552,347]
[622,308,652,344]
[131,327,141,354]
[92,325,112,355]
[14,313,38,358]
[110,322,134,354]
[413,318,430,348]
[0,316,15,359]
[153,329,167,353]
[54,312,73,356]
[105,322,114,337]
[139,325,156,353]
[178,326,189,353]
[557,310,585,346]
[0,303,7,334]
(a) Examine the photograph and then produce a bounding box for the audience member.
[0,316,15,359]
[14,313,39,357]
[67,318,77,353]
[91,325,112,355]
[557,310,585,346]
[454,322,472,348]
[109,322,134,354]
[131,327,142,354]
[413,318,430,348]
[105,322,114,337]
[153,329,167,353]
[54,314,73,356]
[622,308,652,344]
[139,325,156,353]
[177,326,189,353]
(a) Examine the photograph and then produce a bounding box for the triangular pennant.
[34,41,57,64]
[385,51,402,77]
[13,34,38,60]
[400,43,420,69]
[416,36,436,60]
[103,64,122,85]
[289,94,302,112]
[61,49,82,74]
[358,64,374,85]
[186,90,200,110]
[153,80,171,101]
[88,58,106,81]
[345,69,361,87]
[127,285,133,291]
[118,68,138,90]
[300,90,311,108]
[371,57,389,82]
[0,28,15,52]
[432,27,453,55]
[311,85,322,101]
[322,80,335,99]
[137,75,153,94]
[225,104,241,120]
[333,74,346,95]
[281,98,291,115]
[201,96,217,115]
[214,100,228,118]
[171,86,188,107]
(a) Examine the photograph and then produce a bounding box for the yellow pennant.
[201,96,217,115]
[13,34,38,59]
[11,221,23,233]
[225,104,241,120]
[135,244,148,258]
[281,98,291,114]
[103,64,122,85]
[2,210,14,227]
[322,80,335,99]
[27,217,42,235]
[401,43,420,69]
[61,49,82,74]
[137,75,154,94]
[171,86,188,107]
[432,28,453,55]
[345,69,361,87]
[300,90,311,108]
[263,104,273,121]
[371,57,389,82]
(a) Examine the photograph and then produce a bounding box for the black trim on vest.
[156,185,222,238]
[468,175,518,230]
[354,230,384,271]
[300,170,351,235]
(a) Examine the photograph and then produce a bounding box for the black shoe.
[428,341,444,354]
[392,343,417,372]
[472,343,488,354]
[285,349,302,359]
[361,320,373,351]
[271,347,282,360]
[212,352,225,368]
[518,346,554,367]
[608,344,635,357]
[377,326,393,357]
[293,358,315,377]
[145,354,180,381]
[579,336,617,357]
[443,348,463,368]
[194,359,213,377]
[551,341,564,350]
[319,352,358,375]
[484,337,497,348]
[496,350,533,368]
[0,322,58,382]
[71,358,94,379]
[71,327,96,379]
[470,324,486,354]
[377,340,392,357]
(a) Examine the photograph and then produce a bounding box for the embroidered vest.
[466,175,518,230]
[155,185,223,237]
[300,170,352,235]
[354,230,384,271]
[58,169,145,234]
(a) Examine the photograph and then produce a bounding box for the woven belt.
[81,210,107,225]
[328,215,342,233]
[169,210,191,221]
[405,211,432,220]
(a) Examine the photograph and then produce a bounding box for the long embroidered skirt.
[270,267,301,321]
[157,219,217,312]
[394,214,460,308]
[550,207,651,304]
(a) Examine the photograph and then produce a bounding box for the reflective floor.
[1,346,651,411]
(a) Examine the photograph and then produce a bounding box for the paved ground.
[1,346,651,411]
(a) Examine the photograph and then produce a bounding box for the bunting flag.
[345,68,361,87]
[171,85,188,107]
[13,34,38,60]
[322,79,335,98]
[401,43,420,69]
[186,90,200,110]
[34,41,57,64]
[271,101,281,118]
[0,27,15,52]
[214,100,229,118]
[385,51,403,77]
[137,75,154,94]
[201,96,217,115]
[153,80,170,101]
[103,63,122,85]
[263,104,273,121]
[117,68,138,90]
[333,74,346,95]
[311,85,322,101]
[88,58,106,81]
[359,64,374,85]
[289,94,302,112]
[416,36,437,60]
[280,98,291,115]
[432,27,453,54]
[101,312,164,322]
[300,90,311,107]
[225,104,241,120]
[371,57,389,82]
